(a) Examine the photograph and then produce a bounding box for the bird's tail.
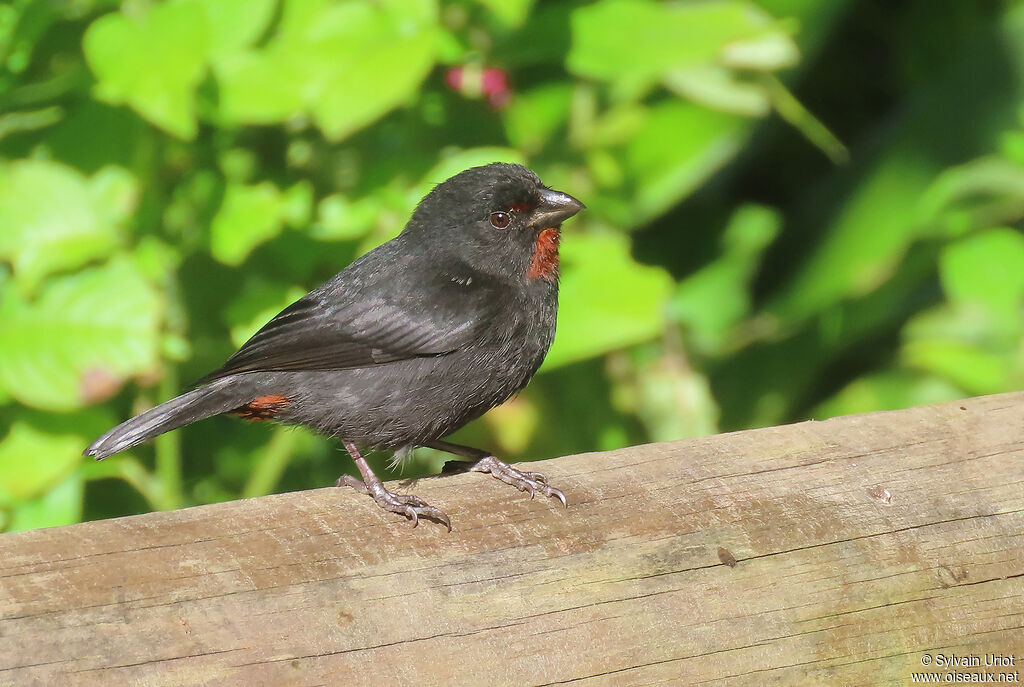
[84,378,250,460]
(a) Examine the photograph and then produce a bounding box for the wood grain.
[2,392,1022,686]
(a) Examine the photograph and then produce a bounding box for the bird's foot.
[335,475,451,531]
[467,455,567,507]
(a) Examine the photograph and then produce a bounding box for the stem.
[153,365,184,510]
[242,427,300,498]
[764,75,849,165]
[134,118,186,511]
[81,456,164,512]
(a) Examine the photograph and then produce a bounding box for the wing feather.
[199,266,492,383]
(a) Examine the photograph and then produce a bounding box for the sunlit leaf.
[543,232,673,369]
[672,204,780,352]
[0,160,135,293]
[569,0,795,83]
[312,194,382,241]
[921,157,1024,234]
[664,66,771,117]
[281,182,315,229]
[84,0,209,138]
[201,0,276,60]
[0,421,83,503]
[902,340,1017,396]
[625,101,748,225]
[0,258,163,411]
[940,228,1024,314]
[5,471,84,532]
[769,153,936,322]
[214,49,307,124]
[216,0,439,140]
[903,302,1008,347]
[503,83,573,153]
[720,28,799,70]
[312,11,437,142]
[768,22,1019,322]
[210,182,284,266]
[610,347,720,440]
[813,370,963,419]
[900,294,1023,397]
[473,0,535,27]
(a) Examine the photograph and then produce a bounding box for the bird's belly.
[266,324,552,448]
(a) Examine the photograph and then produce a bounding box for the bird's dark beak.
[529,188,586,228]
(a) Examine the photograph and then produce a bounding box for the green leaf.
[569,0,795,83]
[0,422,83,503]
[6,471,84,533]
[473,0,536,27]
[5,470,84,536]
[769,154,936,322]
[940,228,1024,314]
[813,370,963,419]
[210,182,284,266]
[921,157,1024,234]
[214,51,307,124]
[311,2,439,141]
[625,101,748,225]
[281,181,315,229]
[543,232,673,369]
[200,0,276,61]
[720,26,799,70]
[80,454,162,510]
[612,347,721,440]
[0,106,64,140]
[0,160,135,293]
[899,281,1023,398]
[84,0,209,139]
[0,258,163,411]
[672,204,780,352]
[216,0,439,141]
[311,194,382,241]
[503,83,573,153]
[133,236,184,284]
[664,66,771,117]
[903,300,1021,356]
[902,340,1015,396]
[767,19,1020,322]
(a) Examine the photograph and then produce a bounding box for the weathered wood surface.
[2,393,1023,686]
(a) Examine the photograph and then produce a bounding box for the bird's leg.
[335,441,451,531]
[426,439,566,507]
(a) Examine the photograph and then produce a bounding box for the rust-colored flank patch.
[234,394,290,421]
[527,227,560,281]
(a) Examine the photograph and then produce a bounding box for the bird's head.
[405,162,585,283]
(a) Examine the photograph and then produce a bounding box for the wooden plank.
[1,392,1022,686]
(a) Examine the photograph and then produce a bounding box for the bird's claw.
[388,493,452,531]
[469,456,567,507]
[336,475,451,531]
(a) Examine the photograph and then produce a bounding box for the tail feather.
[84,378,248,460]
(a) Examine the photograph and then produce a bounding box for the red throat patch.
[233,394,290,421]
[527,227,560,281]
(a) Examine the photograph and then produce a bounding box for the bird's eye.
[489,211,512,229]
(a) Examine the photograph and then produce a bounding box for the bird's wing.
[199,269,495,383]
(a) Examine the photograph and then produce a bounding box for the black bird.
[85,163,585,530]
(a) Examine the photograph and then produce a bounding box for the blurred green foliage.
[1,0,1022,531]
